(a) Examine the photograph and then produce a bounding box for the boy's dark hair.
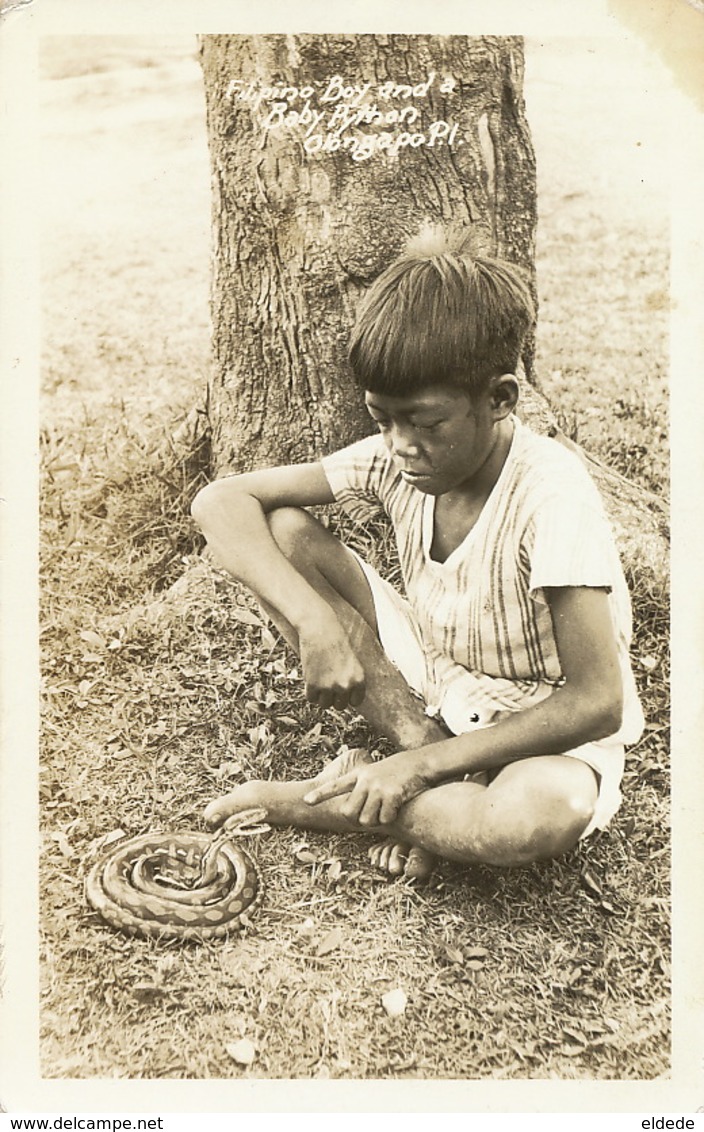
[348,246,535,397]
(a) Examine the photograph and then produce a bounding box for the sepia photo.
[1,0,703,1116]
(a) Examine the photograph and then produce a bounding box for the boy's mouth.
[400,468,434,486]
[400,467,430,478]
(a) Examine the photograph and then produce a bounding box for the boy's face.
[364,382,509,496]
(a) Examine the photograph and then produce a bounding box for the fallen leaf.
[295,917,316,937]
[80,630,106,650]
[444,945,464,965]
[315,926,343,956]
[49,830,77,860]
[327,859,343,882]
[101,828,128,849]
[381,988,408,1017]
[226,1039,257,1066]
[215,760,244,779]
[260,626,276,650]
[230,607,262,627]
[294,847,319,865]
[580,867,603,898]
[638,655,659,671]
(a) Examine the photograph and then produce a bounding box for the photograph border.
[1,0,702,1114]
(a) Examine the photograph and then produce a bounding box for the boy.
[191,246,644,880]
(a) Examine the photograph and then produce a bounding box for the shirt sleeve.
[320,435,394,524]
[524,487,620,605]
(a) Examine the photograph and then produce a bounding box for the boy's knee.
[190,481,220,530]
[267,506,314,558]
[529,789,596,861]
[472,783,596,867]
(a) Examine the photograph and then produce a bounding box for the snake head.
[221,807,271,837]
[195,807,271,887]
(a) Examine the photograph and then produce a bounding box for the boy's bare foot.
[204,746,437,881]
[203,746,373,830]
[204,779,269,830]
[368,839,436,881]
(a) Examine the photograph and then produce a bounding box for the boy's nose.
[390,426,420,459]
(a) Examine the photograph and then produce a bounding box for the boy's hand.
[303,751,426,826]
[298,617,366,710]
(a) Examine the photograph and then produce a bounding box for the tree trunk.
[199,34,536,473]
[199,33,668,581]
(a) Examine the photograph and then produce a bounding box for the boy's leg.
[210,505,448,876]
[205,751,598,867]
[260,506,448,752]
[386,755,599,866]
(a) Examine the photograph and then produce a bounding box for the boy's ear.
[489,374,519,419]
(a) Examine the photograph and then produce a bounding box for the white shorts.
[352,552,625,839]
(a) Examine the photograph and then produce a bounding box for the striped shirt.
[321,416,644,745]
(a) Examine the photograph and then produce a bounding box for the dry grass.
[39,36,670,1080]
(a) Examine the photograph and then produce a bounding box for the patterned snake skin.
[85,809,269,941]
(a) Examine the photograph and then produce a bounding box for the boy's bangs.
[355,313,478,396]
[350,263,483,394]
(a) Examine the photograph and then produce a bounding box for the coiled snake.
[85,809,269,941]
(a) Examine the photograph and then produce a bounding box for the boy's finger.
[357,793,382,828]
[303,773,356,806]
[378,794,402,825]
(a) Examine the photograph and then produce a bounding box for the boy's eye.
[371,415,391,430]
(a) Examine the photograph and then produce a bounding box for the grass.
[39,37,670,1080]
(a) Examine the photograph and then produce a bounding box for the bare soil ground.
[39,36,670,1079]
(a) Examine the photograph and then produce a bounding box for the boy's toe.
[387,844,409,876]
[367,839,435,879]
[403,845,436,881]
[369,839,393,872]
[368,838,412,876]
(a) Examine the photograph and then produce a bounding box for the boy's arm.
[305,585,625,824]
[191,464,365,707]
